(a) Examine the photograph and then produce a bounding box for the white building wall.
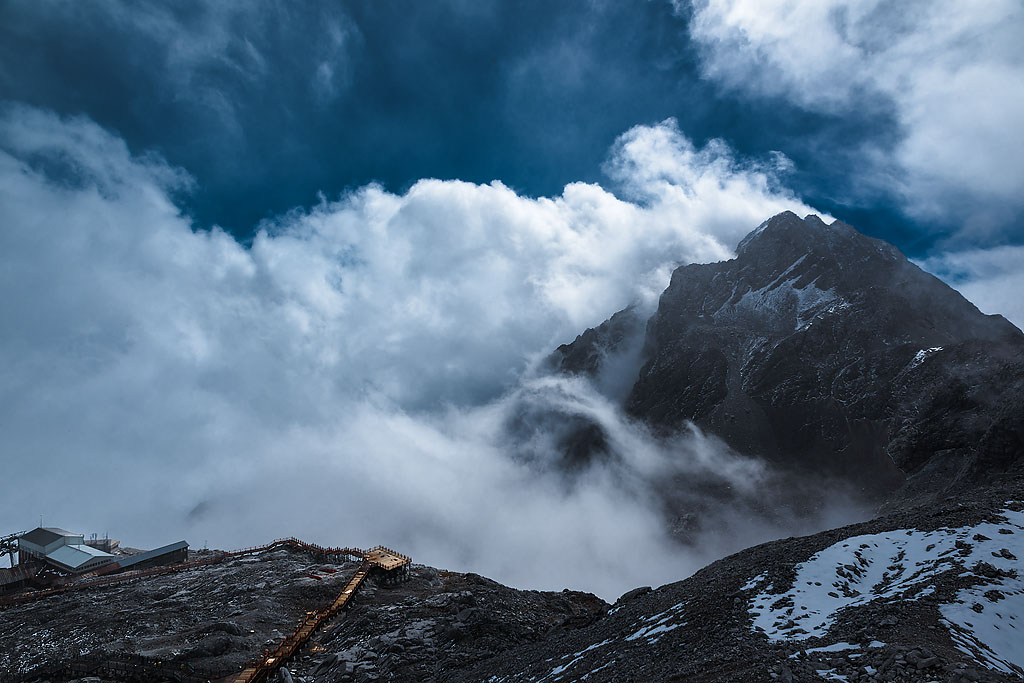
[18,540,46,558]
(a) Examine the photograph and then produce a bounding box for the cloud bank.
[0,105,832,598]
[686,0,1024,241]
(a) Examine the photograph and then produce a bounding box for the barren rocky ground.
[0,550,363,677]
[0,549,606,682]
[451,476,1024,683]
[2,477,1022,682]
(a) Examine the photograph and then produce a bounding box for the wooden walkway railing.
[223,562,376,683]
[221,546,411,682]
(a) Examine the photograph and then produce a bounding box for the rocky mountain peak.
[552,212,1024,504]
[718,211,910,314]
[736,210,891,259]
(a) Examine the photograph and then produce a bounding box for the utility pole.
[0,533,19,568]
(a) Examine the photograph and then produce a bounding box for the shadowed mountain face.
[551,212,1024,504]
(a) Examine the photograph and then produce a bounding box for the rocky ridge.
[0,549,605,683]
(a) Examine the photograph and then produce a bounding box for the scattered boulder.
[615,586,652,604]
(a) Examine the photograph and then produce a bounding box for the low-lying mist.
[181,374,873,600]
[0,104,871,601]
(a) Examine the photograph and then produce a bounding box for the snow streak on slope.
[486,602,688,683]
[908,346,943,370]
[745,507,1024,675]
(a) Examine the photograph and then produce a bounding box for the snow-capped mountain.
[551,211,1024,505]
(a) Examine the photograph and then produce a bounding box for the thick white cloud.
[686,0,1024,238]
[0,105,825,597]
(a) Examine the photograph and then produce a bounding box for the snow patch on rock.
[741,571,768,591]
[908,347,943,370]
[717,273,843,333]
[747,508,1024,676]
[624,601,687,645]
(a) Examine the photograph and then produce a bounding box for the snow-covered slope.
[748,507,1024,675]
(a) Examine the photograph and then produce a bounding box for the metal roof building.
[116,540,188,570]
[13,526,186,576]
[17,526,116,574]
[45,543,116,573]
[18,527,84,559]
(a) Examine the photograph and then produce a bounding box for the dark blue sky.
[0,1,1011,255]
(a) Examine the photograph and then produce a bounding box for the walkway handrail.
[220,560,378,683]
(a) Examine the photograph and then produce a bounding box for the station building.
[18,527,117,574]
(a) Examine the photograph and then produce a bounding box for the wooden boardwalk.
[223,547,411,682]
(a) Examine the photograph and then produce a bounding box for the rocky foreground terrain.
[0,547,606,682]
[459,477,1024,683]
[1,477,1022,682]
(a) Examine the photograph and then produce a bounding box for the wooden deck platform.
[363,546,412,571]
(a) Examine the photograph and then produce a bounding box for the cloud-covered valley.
[0,105,851,598]
[3,83,1022,604]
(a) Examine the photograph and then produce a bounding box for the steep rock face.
[551,212,1024,500]
[551,304,644,379]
